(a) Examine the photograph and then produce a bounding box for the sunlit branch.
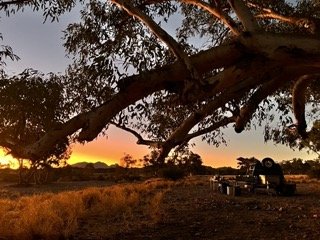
[9,24,320,161]
[248,2,317,33]
[0,137,21,161]
[181,0,240,36]
[259,13,316,33]
[228,0,260,32]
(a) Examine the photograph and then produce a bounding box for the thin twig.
[111,121,162,147]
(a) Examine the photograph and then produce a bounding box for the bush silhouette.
[160,167,185,181]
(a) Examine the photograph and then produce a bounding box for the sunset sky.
[0,3,317,168]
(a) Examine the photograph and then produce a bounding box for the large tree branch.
[291,75,316,138]
[113,115,235,153]
[156,61,320,161]
[76,42,242,141]
[12,43,242,160]
[181,0,240,36]
[228,0,260,32]
[7,31,320,161]
[205,55,283,99]
[156,59,284,161]
[239,32,320,63]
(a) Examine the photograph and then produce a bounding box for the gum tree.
[0,0,319,164]
[0,69,71,183]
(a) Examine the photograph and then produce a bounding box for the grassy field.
[0,179,173,239]
[0,176,319,239]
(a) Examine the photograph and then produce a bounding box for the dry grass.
[0,179,174,240]
[284,174,320,183]
[177,175,210,187]
[0,192,83,239]
[2,176,320,240]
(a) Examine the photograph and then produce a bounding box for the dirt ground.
[98,178,320,240]
[1,177,320,240]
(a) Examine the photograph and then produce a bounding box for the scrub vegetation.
[0,0,319,175]
[0,180,172,239]
[0,176,320,240]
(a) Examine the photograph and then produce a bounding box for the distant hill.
[71,161,117,169]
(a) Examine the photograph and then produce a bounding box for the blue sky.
[0,3,317,167]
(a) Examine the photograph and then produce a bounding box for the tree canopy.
[0,69,71,167]
[0,0,319,165]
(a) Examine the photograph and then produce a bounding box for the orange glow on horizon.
[69,125,151,166]
[0,149,19,169]
[1,126,317,170]
[68,152,117,166]
[69,125,317,169]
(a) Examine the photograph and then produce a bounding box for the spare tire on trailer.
[262,157,275,168]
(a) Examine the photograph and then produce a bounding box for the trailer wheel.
[262,157,275,168]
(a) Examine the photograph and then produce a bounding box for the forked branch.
[184,116,235,142]
[157,115,236,162]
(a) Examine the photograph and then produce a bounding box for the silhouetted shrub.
[0,169,19,182]
[308,168,320,179]
[123,174,142,182]
[160,167,185,181]
[96,174,106,181]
